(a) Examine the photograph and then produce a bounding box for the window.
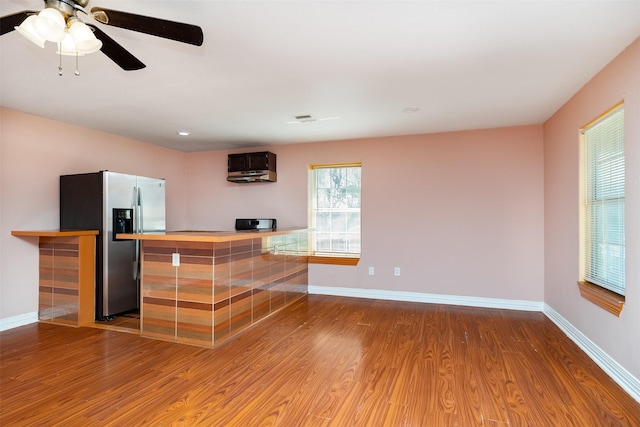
[581,103,625,297]
[309,163,361,264]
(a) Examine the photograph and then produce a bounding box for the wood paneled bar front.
[117,228,309,347]
[11,230,98,327]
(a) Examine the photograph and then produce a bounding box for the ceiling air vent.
[287,114,341,125]
[294,115,316,123]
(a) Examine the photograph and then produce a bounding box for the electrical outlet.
[394,267,400,276]
[368,266,375,276]
[172,253,180,267]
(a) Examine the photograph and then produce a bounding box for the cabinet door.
[228,154,247,172]
[247,152,269,170]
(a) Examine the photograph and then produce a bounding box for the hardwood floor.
[1,295,639,426]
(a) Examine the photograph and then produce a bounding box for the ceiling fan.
[0,0,204,71]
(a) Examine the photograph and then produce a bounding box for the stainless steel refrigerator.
[60,171,166,320]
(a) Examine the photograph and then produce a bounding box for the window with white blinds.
[582,104,625,295]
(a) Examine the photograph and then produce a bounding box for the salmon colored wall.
[0,108,189,320]
[1,103,546,322]
[544,38,640,378]
[184,125,545,301]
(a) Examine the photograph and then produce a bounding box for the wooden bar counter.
[117,228,309,347]
[11,230,98,327]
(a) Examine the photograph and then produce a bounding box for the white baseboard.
[543,303,640,403]
[308,285,544,311]
[0,311,38,332]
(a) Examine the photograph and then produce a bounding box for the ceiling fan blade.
[90,7,203,46]
[1,11,36,36]
[87,24,146,71]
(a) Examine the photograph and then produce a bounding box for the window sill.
[577,281,625,317]
[308,255,360,266]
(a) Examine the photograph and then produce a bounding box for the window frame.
[578,101,625,314]
[308,162,361,265]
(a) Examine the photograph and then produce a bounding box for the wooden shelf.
[12,230,98,237]
[577,281,625,316]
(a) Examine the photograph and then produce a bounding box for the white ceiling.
[1,1,639,153]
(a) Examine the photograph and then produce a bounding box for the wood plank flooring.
[1,295,639,426]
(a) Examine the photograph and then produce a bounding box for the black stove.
[235,218,277,230]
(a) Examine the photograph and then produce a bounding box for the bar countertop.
[11,230,99,237]
[115,227,309,243]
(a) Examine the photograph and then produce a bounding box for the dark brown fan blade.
[87,24,146,71]
[90,7,203,46]
[0,11,36,36]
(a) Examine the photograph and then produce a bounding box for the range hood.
[227,170,277,183]
[227,152,277,183]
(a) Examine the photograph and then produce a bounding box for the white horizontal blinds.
[583,106,625,295]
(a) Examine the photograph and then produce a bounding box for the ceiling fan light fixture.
[68,20,102,54]
[4,2,204,72]
[14,15,46,48]
[35,7,66,42]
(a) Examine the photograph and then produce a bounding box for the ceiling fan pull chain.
[58,48,63,76]
[74,52,80,76]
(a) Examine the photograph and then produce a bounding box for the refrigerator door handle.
[131,185,138,212]
[137,187,144,233]
[132,185,140,281]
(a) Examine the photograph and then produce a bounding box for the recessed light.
[402,107,420,113]
[177,131,191,136]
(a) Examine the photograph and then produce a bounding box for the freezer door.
[102,172,138,317]
[136,176,166,233]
